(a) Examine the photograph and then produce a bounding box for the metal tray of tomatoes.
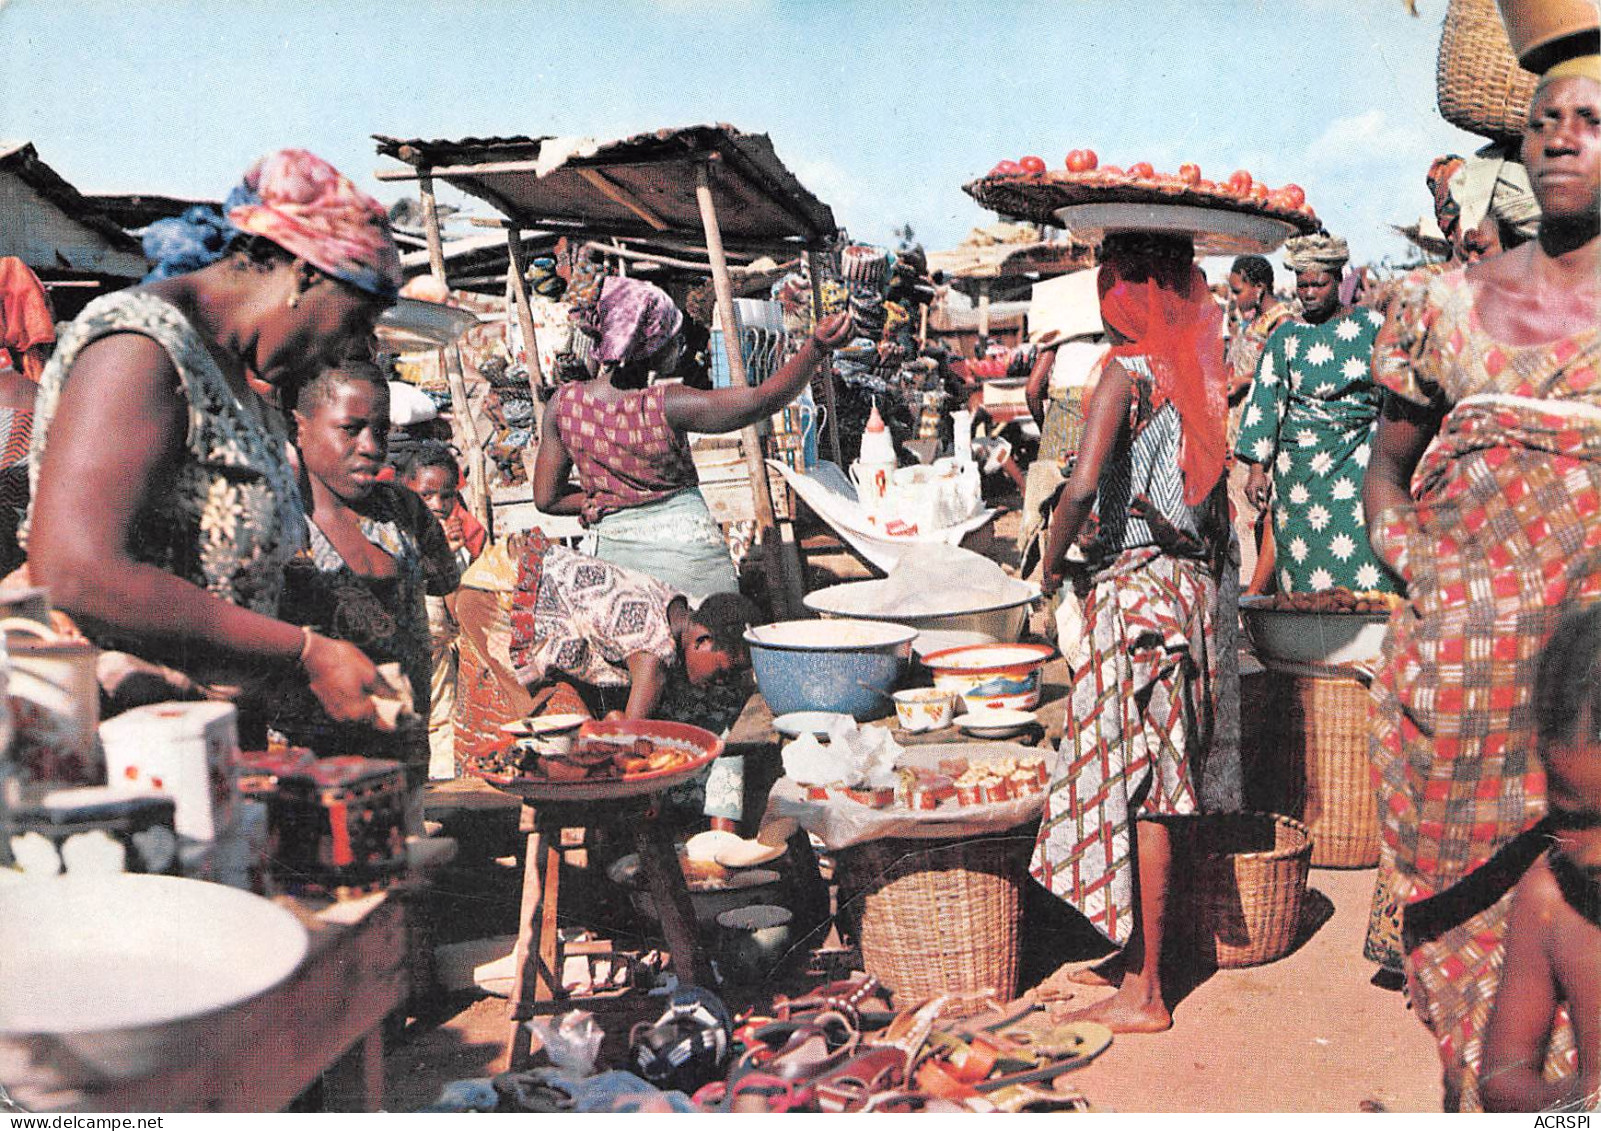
[468,718,724,802]
[964,173,1318,253]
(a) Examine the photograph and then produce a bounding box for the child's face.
[678,621,742,687]
[405,465,458,522]
[1546,706,1601,880]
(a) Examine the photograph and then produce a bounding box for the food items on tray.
[797,754,1050,812]
[968,154,1318,229]
[1264,588,1405,615]
[472,730,700,783]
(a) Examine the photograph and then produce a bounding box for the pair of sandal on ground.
[692,976,1112,1113]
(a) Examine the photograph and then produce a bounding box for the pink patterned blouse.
[552,382,699,525]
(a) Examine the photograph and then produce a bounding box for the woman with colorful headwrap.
[23,149,403,733]
[532,271,850,601]
[1030,231,1233,1033]
[1234,233,1400,597]
[1362,48,1599,1111]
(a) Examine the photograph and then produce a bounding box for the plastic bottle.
[851,400,898,516]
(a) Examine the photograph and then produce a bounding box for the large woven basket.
[1289,673,1381,869]
[1437,0,1539,142]
[835,831,1031,1014]
[1175,812,1313,969]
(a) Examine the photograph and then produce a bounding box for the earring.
[286,290,300,310]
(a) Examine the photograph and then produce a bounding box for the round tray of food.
[468,717,723,801]
[964,153,1318,255]
[1240,589,1405,668]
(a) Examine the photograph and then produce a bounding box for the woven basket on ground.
[1175,812,1312,969]
[1437,0,1539,142]
[1288,673,1381,868]
[835,831,1031,1014]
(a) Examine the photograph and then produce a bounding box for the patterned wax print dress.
[24,291,304,694]
[1233,307,1401,595]
[1030,355,1232,945]
[1363,267,1598,1111]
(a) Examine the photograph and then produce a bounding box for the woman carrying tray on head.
[1031,231,1234,1033]
[1234,233,1400,597]
[1362,52,1600,1112]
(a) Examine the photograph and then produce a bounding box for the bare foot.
[1060,989,1172,1034]
[1068,956,1126,987]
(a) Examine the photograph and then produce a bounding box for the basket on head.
[835,831,1031,1015]
[1437,0,1540,144]
[1173,812,1313,969]
[1287,672,1381,869]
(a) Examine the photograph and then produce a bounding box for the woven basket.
[835,831,1031,1014]
[1437,0,1539,142]
[1289,673,1381,869]
[1175,812,1313,969]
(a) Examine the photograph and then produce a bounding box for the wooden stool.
[500,795,709,1070]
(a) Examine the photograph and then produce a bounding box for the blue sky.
[3,0,1489,274]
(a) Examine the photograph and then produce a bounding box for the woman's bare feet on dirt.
[1062,988,1172,1033]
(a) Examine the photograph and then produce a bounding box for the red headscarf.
[1097,248,1227,506]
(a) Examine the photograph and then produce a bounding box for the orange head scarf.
[0,257,56,383]
[1096,237,1227,507]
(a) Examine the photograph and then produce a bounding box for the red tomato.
[1279,183,1307,209]
[1249,182,1270,202]
[1226,170,1253,195]
[1178,163,1202,185]
[990,160,1023,177]
[1196,179,1218,192]
[1128,161,1156,180]
[1064,149,1099,173]
[1019,155,1047,174]
[1099,165,1124,179]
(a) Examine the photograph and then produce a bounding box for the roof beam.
[574,167,670,232]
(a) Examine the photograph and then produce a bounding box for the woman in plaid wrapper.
[1362,58,1600,1112]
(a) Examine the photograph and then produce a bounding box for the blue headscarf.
[141,182,256,283]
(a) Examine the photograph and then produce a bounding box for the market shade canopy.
[373,125,837,250]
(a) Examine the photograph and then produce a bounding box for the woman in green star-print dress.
[1234,235,1401,595]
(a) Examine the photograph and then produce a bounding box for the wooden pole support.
[420,170,492,531]
[695,160,790,614]
[504,224,547,392]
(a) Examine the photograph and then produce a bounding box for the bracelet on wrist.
[298,626,316,666]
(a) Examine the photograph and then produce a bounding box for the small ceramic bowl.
[892,687,956,733]
[955,707,1039,739]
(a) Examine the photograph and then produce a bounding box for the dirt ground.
[380,494,1447,1114]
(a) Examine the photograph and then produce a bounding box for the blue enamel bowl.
[744,619,916,721]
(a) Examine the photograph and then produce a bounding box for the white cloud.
[1306,109,1431,168]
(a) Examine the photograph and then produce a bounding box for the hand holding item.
[1246,463,1272,511]
[370,662,418,732]
[300,630,380,724]
[811,311,853,351]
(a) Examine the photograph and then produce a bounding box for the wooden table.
[499,795,709,1071]
[8,890,407,1113]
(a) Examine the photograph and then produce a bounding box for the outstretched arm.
[663,311,852,434]
[1038,359,1132,597]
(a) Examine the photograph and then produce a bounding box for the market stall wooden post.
[695,158,801,618]
[804,247,844,468]
[417,167,492,531]
[503,223,547,393]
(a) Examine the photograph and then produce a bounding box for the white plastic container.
[100,702,240,841]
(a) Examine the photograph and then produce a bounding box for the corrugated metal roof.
[0,142,144,253]
[373,124,836,248]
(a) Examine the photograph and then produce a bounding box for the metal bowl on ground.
[608,855,784,926]
[1239,596,1392,668]
[744,619,916,720]
[803,578,1039,643]
[0,873,309,1091]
